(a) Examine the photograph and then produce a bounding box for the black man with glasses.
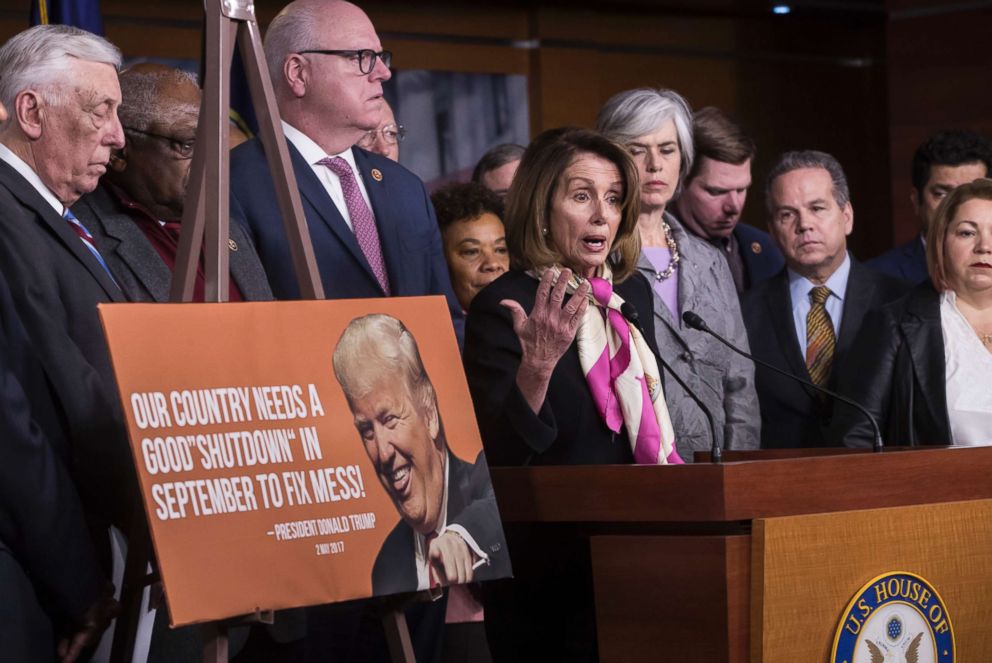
[229,2,464,662]
[229,0,463,345]
[73,63,273,304]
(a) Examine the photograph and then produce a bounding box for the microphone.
[682,311,884,453]
[620,303,722,463]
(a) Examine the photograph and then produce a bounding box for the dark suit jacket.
[833,283,952,447]
[741,258,909,448]
[464,269,661,466]
[866,235,929,285]
[0,272,105,657]
[0,160,135,531]
[734,223,785,288]
[371,451,510,595]
[229,139,463,341]
[72,184,273,302]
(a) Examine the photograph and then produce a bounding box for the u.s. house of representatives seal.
[832,571,955,663]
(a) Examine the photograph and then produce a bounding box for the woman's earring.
[542,227,548,236]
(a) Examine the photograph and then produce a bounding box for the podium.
[489,447,992,662]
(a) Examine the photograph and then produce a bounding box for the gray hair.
[264,1,321,92]
[332,314,438,419]
[472,143,526,183]
[118,67,198,132]
[595,87,695,192]
[0,24,121,112]
[765,150,851,211]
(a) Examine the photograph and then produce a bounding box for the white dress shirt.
[940,291,992,446]
[788,252,851,352]
[281,120,373,232]
[0,142,64,215]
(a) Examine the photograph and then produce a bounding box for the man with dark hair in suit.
[73,64,273,303]
[229,0,463,341]
[742,151,907,448]
[868,129,992,284]
[0,25,138,544]
[672,106,783,293]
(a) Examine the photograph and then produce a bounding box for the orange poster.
[100,296,511,626]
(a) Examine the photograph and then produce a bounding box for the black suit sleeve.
[0,284,105,629]
[446,452,510,581]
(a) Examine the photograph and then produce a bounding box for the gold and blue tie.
[805,285,835,388]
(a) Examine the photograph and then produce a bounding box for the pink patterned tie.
[319,157,391,295]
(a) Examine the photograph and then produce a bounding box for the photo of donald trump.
[332,313,510,594]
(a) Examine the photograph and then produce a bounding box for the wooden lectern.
[490,447,992,661]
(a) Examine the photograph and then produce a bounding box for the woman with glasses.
[596,88,759,461]
[356,99,405,162]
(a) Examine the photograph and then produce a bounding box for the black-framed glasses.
[298,49,392,75]
[124,126,195,160]
[357,123,406,148]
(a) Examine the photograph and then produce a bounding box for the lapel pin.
[229,238,238,251]
[751,241,762,254]
[371,168,383,182]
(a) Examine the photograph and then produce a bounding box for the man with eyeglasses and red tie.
[229,1,465,661]
[73,63,274,305]
[230,0,463,344]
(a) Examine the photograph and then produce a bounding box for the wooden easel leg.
[382,607,417,663]
[202,623,229,663]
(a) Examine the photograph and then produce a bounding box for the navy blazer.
[742,259,909,448]
[229,139,463,341]
[0,161,135,532]
[371,451,510,595]
[0,274,106,654]
[866,235,929,285]
[734,223,785,288]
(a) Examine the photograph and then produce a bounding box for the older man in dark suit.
[73,64,272,303]
[0,25,137,539]
[742,151,907,448]
[229,0,463,342]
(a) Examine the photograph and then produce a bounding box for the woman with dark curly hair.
[432,182,509,313]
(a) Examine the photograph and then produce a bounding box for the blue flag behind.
[30,0,105,34]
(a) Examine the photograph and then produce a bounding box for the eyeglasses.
[298,49,392,75]
[124,127,195,160]
[357,123,406,149]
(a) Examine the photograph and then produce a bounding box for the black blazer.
[73,184,274,302]
[866,236,929,285]
[741,259,909,448]
[0,161,136,531]
[371,451,510,595]
[0,273,105,649]
[464,270,662,466]
[834,283,952,447]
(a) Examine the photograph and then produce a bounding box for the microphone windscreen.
[682,311,706,331]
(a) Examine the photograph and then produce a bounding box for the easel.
[110,0,420,661]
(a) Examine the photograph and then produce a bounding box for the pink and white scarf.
[538,266,682,465]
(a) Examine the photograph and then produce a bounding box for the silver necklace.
[644,221,680,282]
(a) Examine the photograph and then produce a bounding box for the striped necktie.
[805,285,835,388]
[64,209,118,285]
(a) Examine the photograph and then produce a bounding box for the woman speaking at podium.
[462,127,681,662]
[837,178,992,447]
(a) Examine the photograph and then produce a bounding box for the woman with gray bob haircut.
[596,88,760,460]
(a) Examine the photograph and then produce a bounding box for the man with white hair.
[0,24,137,558]
[0,22,127,662]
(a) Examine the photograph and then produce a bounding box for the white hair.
[118,67,199,132]
[0,24,122,111]
[596,87,696,193]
